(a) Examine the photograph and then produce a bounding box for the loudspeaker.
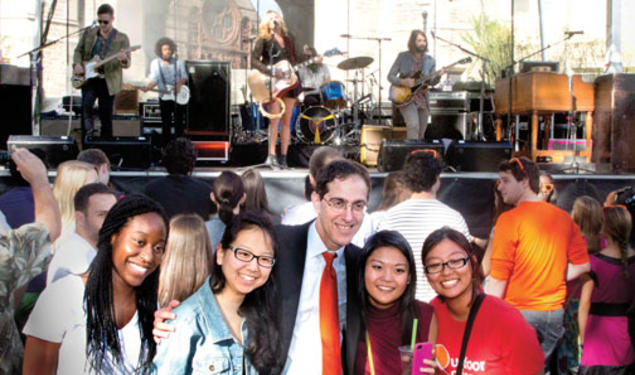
[445,140,512,172]
[83,136,152,169]
[186,61,230,140]
[427,111,468,140]
[0,84,31,148]
[377,139,444,172]
[7,135,78,168]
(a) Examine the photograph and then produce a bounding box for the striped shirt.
[377,198,470,302]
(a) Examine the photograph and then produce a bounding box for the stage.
[2,166,631,240]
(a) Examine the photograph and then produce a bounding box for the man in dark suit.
[151,159,370,374]
[275,159,370,375]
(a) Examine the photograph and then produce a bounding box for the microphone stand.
[501,32,577,150]
[17,22,96,136]
[431,32,490,140]
[345,35,391,125]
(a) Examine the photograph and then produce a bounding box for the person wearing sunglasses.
[152,212,281,374]
[538,173,558,204]
[487,157,590,371]
[72,3,130,141]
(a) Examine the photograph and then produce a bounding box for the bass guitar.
[71,45,141,89]
[129,83,190,105]
[247,48,342,105]
[389,56,472,107]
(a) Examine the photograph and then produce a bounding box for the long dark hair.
[84,194,168,373]
[602,205,633,279]
[213,171,245,225]
[240,168,275,218]
[407,30,427,55]
[421,227,483,306]
[211,212,280,373]
[358,230,422,344]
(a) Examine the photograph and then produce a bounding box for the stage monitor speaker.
[83,136,152,170]
[0,84,31,148]
[7,135,78,168]
[445,140,512,172]
[186,61,230,140]
[427,111,468,140]
[377,139,444,172]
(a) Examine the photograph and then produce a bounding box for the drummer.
[297,45,330,106]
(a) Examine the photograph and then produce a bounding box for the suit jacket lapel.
[274,222,311,369]
[344,244,362,375]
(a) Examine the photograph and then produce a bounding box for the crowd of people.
[0,137,633,375]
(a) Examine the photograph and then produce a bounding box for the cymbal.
[337,56,373,70]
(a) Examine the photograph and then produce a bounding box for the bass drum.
[295,106,337,144]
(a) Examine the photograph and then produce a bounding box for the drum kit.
[291,54,377,146]
[236,54,378,146]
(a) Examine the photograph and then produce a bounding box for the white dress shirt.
[282,222,346,375]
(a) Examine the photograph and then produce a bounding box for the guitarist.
[387,30,445,139]
[141,37,188,146]
[72,3,130,141]
[251,10,302,169]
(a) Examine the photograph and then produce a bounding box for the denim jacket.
[151,277,257,375]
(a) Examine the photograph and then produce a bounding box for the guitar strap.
[91,29,118,74]
[157,58,181,101]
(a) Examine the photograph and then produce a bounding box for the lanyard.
[365,331,376,375]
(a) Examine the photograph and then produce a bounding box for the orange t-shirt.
[491,201,589,311]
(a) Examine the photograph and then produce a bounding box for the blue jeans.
[520,308,565,371]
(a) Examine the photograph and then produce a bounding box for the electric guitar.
[389,56,472,107]
[247,48,342,104]
[129,83,190,105]
[71,45,141,89]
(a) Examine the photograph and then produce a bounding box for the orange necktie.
[320,251,342,375]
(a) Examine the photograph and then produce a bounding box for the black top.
[144,175,213,220]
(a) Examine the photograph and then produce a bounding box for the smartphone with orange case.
[411,342,434,374]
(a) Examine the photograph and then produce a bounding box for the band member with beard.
[387,30,445,140]
[142,37,188,146]
[297,45,329,107]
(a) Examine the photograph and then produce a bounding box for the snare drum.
[295,106,337,144]
[320,81,347,109]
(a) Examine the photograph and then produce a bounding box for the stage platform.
[2,167,632,240]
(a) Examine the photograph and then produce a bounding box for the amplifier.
[360,125,407,166]
[429,91,470,111]
[7,135,78,168]
[429,91,493,112]
[139,102,161,123]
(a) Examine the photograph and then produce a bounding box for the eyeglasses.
[97,20,110,25]
[324,197,367,214]
[509,157,526,175]
[231,247,276,268]
[410,148,438,158]
[424,257,469,274]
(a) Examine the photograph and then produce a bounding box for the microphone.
[430,30,436,38]
[340,34,352,38]
[564,30,583,36]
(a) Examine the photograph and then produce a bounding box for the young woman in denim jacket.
[152,212,280,374]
